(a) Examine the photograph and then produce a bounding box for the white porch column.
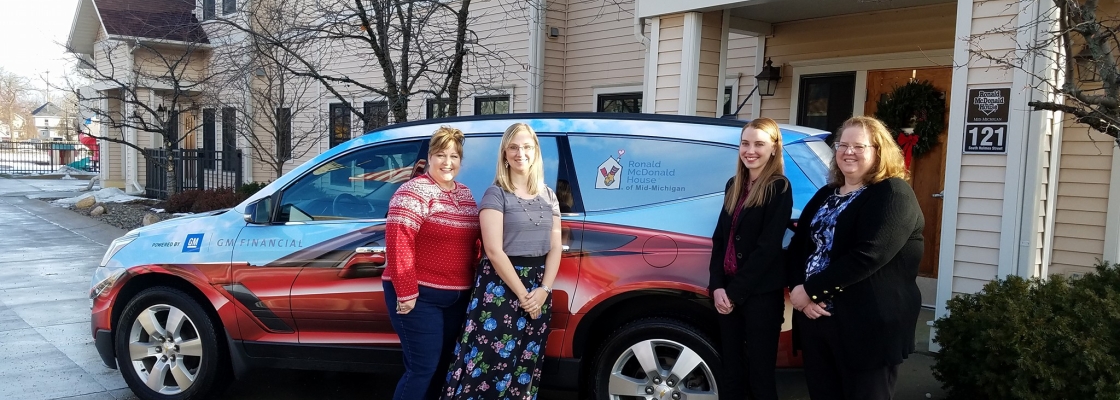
[679,12,702,115]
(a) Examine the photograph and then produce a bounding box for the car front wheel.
[114,287,228,400]
[591,318,722,400]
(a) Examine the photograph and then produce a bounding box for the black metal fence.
[144,148,243,200]
[0,141,100,174]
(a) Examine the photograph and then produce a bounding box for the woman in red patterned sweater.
[383,126,481,400]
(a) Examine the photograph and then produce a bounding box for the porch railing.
[144,148,243,200]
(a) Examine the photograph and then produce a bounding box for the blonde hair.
[428,126,465,157]
[828,116,909,186]
[724,117,788,214]
[494,123,544,195]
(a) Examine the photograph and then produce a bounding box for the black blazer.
[786,177,924,371]
[708,177,794,305]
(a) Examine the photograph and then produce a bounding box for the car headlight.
[89,266,125,302]
[100,233,138,267]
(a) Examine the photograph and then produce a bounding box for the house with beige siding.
[68,0,1120,352]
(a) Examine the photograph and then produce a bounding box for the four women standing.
[708,117,793,400]
[386,115,924,399]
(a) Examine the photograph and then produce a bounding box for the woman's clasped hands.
[519,287,547,319]
[790,284,831,319]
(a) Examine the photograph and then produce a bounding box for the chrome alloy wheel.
[125,303,204,395]
[607,339,718,400]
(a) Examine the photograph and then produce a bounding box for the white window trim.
[787,49,954,123]
[1105,145,1120,264]
[472,86,515,115]
[592,85,644,112]
[723,76,740,117]
[359,97,392,131]
[425,97,457,119]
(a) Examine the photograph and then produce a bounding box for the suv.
[89,113,831,400]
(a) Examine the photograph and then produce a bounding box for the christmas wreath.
[873,80,945,168]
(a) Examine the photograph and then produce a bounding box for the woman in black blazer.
[708,117,793,400]
[787,116,924,400]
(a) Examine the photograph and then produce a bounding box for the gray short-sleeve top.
[479,185,561,257]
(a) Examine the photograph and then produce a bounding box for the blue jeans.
[384,282,470,400]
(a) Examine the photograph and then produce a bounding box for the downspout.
[527,0,546,113]
[125,41,143,194]
[634,14,649,47]
[635,14,650,113]
[242,55,253,184]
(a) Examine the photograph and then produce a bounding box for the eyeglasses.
[833,142,875,154]
[506,144,536,153]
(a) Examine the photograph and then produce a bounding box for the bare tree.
[211,15,329,180]
[0,69,37,140]
[215,0,516,125]
[969,0,1120,145]
[64,31,218,195]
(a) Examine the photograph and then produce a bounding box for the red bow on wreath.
[896,132,919,170]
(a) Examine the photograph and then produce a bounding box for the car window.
[785,141,831,188]
[455,135,562,206]
[277,140,424,222]
[568,135,737,212]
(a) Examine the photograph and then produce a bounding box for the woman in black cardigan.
[787,116,924,400]
[708,117,793,400]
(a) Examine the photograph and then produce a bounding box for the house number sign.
[964,88,1010,153]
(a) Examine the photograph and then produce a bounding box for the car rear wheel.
[591,318,722,400]
[115,287,228,400]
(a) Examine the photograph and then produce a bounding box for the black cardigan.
[708,177,794,305]
[786,177,924,370]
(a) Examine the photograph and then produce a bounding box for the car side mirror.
[244,197,273,224]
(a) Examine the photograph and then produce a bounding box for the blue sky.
[0,0,80,90]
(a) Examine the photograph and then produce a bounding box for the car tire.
[590,317,723,400]
[114,287,229,400]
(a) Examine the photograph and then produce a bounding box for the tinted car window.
[456,135,561,205]
[277,140,423,222]
[785,140,831,188]
[569,136,737,211]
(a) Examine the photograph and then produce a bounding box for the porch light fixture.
[1075,45,1099,82]
[755,58,782,97]
[722,57,784,119]
[156,104,167,114]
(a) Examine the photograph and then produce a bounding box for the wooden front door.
[182,114,197,150]
[864,67,952,278]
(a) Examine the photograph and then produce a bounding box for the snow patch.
[52,188,149,205]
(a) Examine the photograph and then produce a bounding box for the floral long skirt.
[442,255,551,400]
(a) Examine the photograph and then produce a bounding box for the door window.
[277,140,424,222]
[568,136,736,211]
[797,72,856,135]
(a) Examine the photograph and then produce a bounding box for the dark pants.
[717,289,785,400]
[796,313,899,400]
[384,282,469,400]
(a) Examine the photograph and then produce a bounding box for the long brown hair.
[493,123,545,195]
[828,116,909,186]
[724,118,788,214]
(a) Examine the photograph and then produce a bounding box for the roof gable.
[32,103,65,117]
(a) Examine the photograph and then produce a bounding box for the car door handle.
[341,247,387,279]
[563,245,571,252]
[356,246,386,254]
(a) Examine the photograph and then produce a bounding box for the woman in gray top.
[442,122,562,400]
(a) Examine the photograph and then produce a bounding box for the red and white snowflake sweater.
[384,174,481,302]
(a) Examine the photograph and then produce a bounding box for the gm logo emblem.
[183,234,204,253]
